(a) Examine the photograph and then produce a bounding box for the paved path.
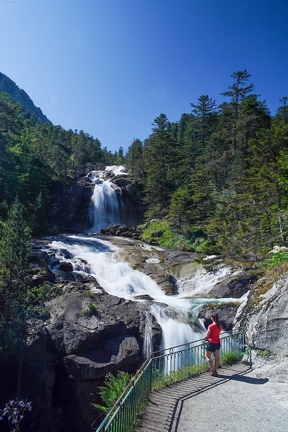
[137,362,288,432]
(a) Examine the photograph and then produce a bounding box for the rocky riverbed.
[1,233,287,432]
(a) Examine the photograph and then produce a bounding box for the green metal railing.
[95,329,246,432]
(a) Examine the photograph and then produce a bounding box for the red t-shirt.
[207,322,222,344]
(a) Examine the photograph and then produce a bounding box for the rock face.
[48,173,145,232]
[208,271,256,299]
[234,265,288,355]
[2,232,288,432]
[0,244,150,432]
[48,176,94,232]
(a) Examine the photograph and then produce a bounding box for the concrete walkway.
[137,362,288,432]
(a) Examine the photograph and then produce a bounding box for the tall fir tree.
[0,198,31,351]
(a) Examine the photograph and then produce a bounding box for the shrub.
[92,371,131,415]
[262,250,288,271]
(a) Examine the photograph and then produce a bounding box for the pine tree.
[0,198,31,351]
[143,114,175,216]
[125,139,143,178]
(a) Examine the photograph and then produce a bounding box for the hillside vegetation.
[1,69,288,263]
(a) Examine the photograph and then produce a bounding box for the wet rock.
[208,271,255,299]
[198,303,240,331]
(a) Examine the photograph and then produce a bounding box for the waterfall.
[46,235,204,349]
[150,303,203,351]
[143,312,153,359]
[177,265,234,297]
[44,166,244,371]
[46,234,243,372]
[88,170,123,233]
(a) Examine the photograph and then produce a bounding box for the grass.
[83,302,98,317]
[140,220,212,252]
[262,250,288,271]
[151,350,244,390]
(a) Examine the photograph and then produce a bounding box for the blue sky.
[1,0,288,153]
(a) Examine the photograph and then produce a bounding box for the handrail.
[95,329,246,431]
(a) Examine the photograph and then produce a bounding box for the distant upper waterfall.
[88,168,126,233]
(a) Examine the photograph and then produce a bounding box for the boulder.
[234,265,288,355]
[208,271,255,298]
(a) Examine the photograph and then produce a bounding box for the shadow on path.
[170,365,269,432]
[137,363,269,432]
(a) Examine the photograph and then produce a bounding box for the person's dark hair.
[211,313,221,329]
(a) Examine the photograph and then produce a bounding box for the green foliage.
[0,198,57,351]
[152,350,243,390]
[220,351,243,365]
[140,220,194,250]
[92,371,132,415]
[262,251,288,271]
[169,187,191,230]
[25,283,57,319]
[125,139,143,178]
[2,69,288,259]
[143,114,176,215]
[0,91,118,235]
[83,302,98,317]
[140,220,216,252]
[0,198,31,351]
[256,348,272,357]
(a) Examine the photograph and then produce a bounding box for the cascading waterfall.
[143,311,153,359]
[88,170,123,232]
[47,235,205,355]
[46,233,242,372]
[45,166,244,371]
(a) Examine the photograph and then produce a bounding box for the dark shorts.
[206,342,221,352]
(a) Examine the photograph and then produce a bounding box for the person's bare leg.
[214,349,220,372]
[206,351,215,372]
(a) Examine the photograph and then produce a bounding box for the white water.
[47,234,208,352]
[177,265,236,297]
[47,232,241,359]
[143,311,153,359]
[88,171,122,232]
[46,166,245,361]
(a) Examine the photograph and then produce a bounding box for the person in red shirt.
[205,312,222,376]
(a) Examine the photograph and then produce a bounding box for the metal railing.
[95,329,246,432]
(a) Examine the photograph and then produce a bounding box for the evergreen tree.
[143,114,175,217]
[169,186,191,230]
[244,122,288,247]
[125,139,143,178]
[221,70,254,158]
[275,96,288,124]
[190,95,218,149]
[0,198,31,351]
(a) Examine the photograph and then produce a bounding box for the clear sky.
[1,0,288,153]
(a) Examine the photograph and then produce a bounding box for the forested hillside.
[0,91,117,235]
[1,69,288,259]
[0,70,288,432]
[126,70,288,259]
[0,72,50,124]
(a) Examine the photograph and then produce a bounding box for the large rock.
[234,265,288,355]
[208,271,255,298]
[48,176,94,232]
[0,240,150,432]
[19,284,148,432]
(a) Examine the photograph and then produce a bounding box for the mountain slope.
[0,71,51,124]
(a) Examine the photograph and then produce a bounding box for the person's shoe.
[209,370,218,376]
